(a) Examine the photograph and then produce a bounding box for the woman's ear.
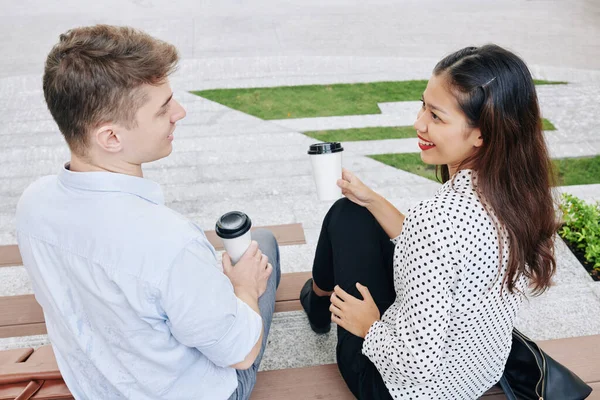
[472,128,483,148]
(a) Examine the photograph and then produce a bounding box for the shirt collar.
[437,169,477,197]
[58,163,165,205]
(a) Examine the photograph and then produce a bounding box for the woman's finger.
[333,285,352,302]
[330,293,346,310]
[356,282,373,302]
[331,312,344,327]
[341,169,354,182]
[329,303,343,316]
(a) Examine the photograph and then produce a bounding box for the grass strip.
[191,80,566,120]
[304,126,416,142]
[304,118,556,143]
[369,153,600,187]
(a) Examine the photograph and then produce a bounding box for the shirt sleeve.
[362,199,458,386]
[159,237,262,368]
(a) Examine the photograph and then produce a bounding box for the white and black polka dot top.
[362,169,528,399]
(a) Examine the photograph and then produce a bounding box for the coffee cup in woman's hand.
[337,169,376,207]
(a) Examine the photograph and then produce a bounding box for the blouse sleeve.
[362,199,459,386]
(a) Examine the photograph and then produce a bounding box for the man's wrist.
[233,285,260,302]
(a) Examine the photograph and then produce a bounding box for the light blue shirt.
[15,164,262,400]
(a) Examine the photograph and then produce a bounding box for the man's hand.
[330,283,380,338]
[222,241,272,298]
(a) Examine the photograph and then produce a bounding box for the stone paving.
[1,0,600,373]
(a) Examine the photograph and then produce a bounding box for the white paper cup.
[308,142,344,201]
[215,211,252,265]
[220,230,252,265]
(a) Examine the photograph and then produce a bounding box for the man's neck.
[69,154,143,177]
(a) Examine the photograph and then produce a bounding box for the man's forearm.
[230,288,263,370]
[366,193,406,239]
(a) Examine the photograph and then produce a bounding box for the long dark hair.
[433,45,558,294]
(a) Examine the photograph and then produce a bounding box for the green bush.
[559,193,600,270]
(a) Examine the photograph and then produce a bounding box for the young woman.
[300,45,559,399]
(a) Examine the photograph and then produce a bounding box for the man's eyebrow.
[160,93,174,108]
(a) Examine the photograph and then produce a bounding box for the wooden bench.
[2,229,599,399]
[0,224,307,338]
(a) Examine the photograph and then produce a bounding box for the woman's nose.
[414,109,427,133]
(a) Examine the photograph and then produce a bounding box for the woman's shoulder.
[406,188,492,236]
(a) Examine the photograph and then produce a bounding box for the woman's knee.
[327,198,380,235]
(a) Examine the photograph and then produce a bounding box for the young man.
[16,25,280,400]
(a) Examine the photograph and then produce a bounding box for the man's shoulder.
[18,175,57,204]
[16,175,58,223]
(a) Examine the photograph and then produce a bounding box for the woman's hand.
[337,169,378,207]
[330,283,380,338]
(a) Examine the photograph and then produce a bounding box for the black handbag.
[498,328,592,400]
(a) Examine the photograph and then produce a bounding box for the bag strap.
[498,374,518,400]
[15,380,44,400]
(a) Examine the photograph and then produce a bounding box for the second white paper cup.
[308,142,344,201]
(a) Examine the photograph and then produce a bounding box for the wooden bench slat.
[30,379,73,399]
[0,343,62,385]
[217,223,307,250]
[0,348,33,366]
[0,323,47,339]
[252,364,354,400]
[0,271,311,338]
[0,346,72,399]
[274,271,310,302]
[1,346,599,399]
[0,246,21,268]
[0,295,44,327]
[587,382,600,400]
[0,379,73,400]
[274,300,301,313]
[0,366,63,386]
[0,223,306,268]
[25,346,56,365]
[537,334,600,384]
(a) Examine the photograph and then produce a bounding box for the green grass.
[554,156,600,186]
[369,153,440,182]
[533,79,568,85]
[304,118,555,143]
[304,126,416,142]
[191,81,428,120]
[369,153,600,187]
[192,79,566,121]
[542,118,556,131]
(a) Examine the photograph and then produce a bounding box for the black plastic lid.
[307,142,344,155]
[215,211,252,239]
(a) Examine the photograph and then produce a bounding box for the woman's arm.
[362,199,454,386]
[366,192,405,239]
[337,169,405,239]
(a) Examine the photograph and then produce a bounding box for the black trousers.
[312,198,396,400]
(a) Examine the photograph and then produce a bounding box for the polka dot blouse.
[362,169,528,399]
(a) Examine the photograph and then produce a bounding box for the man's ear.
[94,124,122,153]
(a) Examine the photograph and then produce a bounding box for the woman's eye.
[431,112,440,121]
